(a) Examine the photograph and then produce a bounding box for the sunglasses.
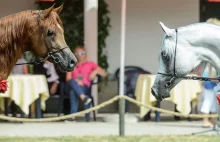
[75,51,86,57]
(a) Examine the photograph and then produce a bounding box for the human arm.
[66,71,84,86]
[50,82,58,95]
[23,65,29,74]
[208,65,218,83]
[66,72,72,82]
[89,66,107,81]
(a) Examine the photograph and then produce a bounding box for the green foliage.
[98,0,111,70]
[36,0,111,71]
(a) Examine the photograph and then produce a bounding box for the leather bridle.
[16,10,67,65]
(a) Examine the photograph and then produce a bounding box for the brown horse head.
[0,4,77,79]
[28,4,77,72]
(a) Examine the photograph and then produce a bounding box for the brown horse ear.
[54,3,63,14]
[42,3,55,18]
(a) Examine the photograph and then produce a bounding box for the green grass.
[0,136,219,142]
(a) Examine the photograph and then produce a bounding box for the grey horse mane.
[161,22,220,59]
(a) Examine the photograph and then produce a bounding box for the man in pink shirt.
[65,46,107,121]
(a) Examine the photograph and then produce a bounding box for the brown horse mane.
[0,11,33,51]
[0,10,34,78]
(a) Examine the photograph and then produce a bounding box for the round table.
[0,74,50,115]
[135,74,202,119]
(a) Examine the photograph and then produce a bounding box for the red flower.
[0,80,8,93]
[217,94,220,105]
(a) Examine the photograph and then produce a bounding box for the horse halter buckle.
[47,52,61,64]
[165,76,176,88]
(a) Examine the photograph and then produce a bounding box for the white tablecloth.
[0,75,50,115]
[135,74,202,118]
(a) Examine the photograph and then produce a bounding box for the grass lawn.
[0,136,219,142]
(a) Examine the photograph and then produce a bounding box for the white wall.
[0,0,35,18]
[105,0,199,74]
[0,0,199,75]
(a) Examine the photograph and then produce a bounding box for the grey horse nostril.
[151,88,162,101]
[151,88,156,97]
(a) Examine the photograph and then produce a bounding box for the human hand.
[76,80,84,86]
[50,82,58,95]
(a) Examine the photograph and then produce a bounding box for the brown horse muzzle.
[49,47,77,72]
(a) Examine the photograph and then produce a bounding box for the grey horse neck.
[177,22,220,73]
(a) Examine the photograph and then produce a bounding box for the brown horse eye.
[47,29,54,37]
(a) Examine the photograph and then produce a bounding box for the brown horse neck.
[0,10,38,79]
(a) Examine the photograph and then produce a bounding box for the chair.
[32,64,70,119]
[84,76,101,121]
[114,66,161,121]
[34,81,65,118]
[115,66,151,112]
[58,76,101,121]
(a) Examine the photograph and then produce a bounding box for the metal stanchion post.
[119,98,125,136]
[119,0,127,136]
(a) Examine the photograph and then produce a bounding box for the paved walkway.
[0,121,219,137]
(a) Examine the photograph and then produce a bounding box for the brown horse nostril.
[69,59,76,68]
[70,59,75,64]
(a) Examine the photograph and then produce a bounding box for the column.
[84,0,98,118]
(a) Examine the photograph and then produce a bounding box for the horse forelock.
[161,35,175,59]
[41,11,63,33]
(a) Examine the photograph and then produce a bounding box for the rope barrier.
[0,96,119,122]
[0,95,217,122]
[120,96,218,118]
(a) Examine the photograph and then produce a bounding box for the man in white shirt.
[43,61,60,95]
[34,61,59,95]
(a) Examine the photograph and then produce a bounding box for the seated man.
[33,61,59,95]
[65,45,107,121]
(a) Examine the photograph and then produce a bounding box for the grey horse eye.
[161,51,169,61]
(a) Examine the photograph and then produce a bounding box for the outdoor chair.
[57,75,102,121]
[114,66,161,121]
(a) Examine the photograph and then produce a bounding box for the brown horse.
[0,4,77,80]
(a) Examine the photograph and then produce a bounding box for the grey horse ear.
[159,22,175,36]
[54,3,63,14]
[42,3,55,18]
